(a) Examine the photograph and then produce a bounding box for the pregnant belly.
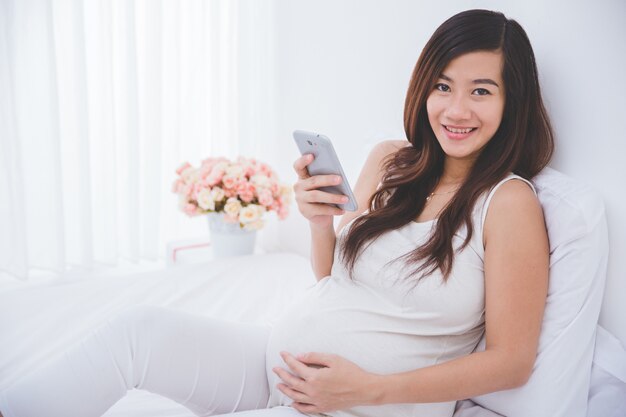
[264,282,442,408]
[266,303,433,375]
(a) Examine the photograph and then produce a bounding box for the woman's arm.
[274,179,549,412]
[294,140,406,280]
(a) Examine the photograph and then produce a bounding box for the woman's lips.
[443,124,477,140]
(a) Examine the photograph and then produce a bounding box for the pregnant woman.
[0,9,552,417]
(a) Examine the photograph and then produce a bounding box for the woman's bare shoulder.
[489,179,541,214]
[366,139,410,166]
[371,139,410,156]
[483,179,546,247]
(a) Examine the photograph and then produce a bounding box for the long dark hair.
[340,9,554,282]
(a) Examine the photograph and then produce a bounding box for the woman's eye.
[473,88,491,96]
[434,83,450,92]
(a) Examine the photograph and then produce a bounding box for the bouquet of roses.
[172,156,291,231]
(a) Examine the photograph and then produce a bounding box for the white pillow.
[470,167,609,417]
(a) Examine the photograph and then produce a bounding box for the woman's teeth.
[445,126,475,134]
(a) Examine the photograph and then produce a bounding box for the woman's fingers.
[273,367,306,392]
[293,154,314,179]
[301,190,349,206]
[292,154,344,192]
[292,154,348,222]
[293,176,348,208]
[301,174,342,191]
[280,351,316,380]
[292,402,319,414]
[276,383,311,404]
[293,174,347,205]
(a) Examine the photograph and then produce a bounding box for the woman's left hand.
[273,351,381,414]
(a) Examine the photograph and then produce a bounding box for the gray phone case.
[293,130,358,212]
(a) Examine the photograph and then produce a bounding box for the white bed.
[0,251,624,417]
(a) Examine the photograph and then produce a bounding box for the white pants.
[0,305,305,417]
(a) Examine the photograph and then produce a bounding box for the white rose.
[223,197,242,217]
[226,164,244,177]
[238,204,264,224]
[251,174,271,189]
[182,167,200,184]
[197,188,215,211]
[210,187,226,203]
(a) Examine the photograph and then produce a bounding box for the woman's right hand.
[293,154,348,228]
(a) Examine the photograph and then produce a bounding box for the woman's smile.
[442,124,478,140]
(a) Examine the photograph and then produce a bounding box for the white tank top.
[265,174,535,417]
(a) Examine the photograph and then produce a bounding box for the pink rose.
[236,181,252,193]
[236,182,255,203]
[260,163,272,175]
[206,166,225,186]
[176,162,192,175]
[171,179,184,193]
[192,183,206,199]
[198,164,212,179]
[200,158,217,173]
[183,203,197,216]
[240,191,254,203]
[258,188,274,207]
[222,174,238,190]
[244,165,255,177]
[182,183,194,197]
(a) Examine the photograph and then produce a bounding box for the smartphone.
[293,130,358,212]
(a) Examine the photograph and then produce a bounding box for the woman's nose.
[444,95,472,121]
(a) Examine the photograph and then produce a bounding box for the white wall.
[267,0,626,345]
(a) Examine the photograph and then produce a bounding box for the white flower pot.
[207,213,257,258]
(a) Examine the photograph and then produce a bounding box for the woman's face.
[426,50,505,164]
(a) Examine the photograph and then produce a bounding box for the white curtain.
[0,0,276,280]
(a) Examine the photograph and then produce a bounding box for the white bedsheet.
[0,253,315,416]
[0,253,624,417]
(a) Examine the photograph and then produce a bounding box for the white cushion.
[470,167,609,417]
